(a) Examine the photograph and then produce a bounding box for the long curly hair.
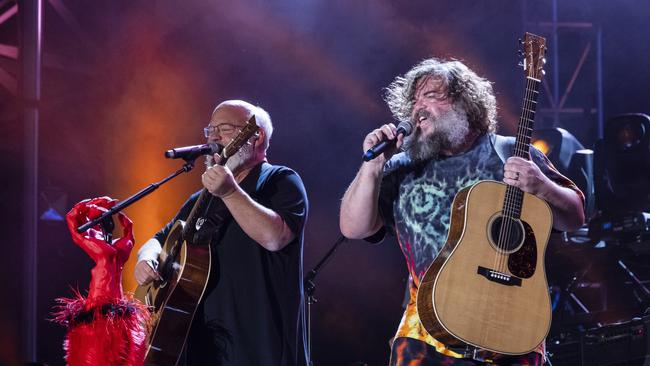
[384,58,497,134]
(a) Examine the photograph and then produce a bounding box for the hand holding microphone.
[362,121,413,162]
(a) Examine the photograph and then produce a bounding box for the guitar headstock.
[519,32,547,81]
[221,115,260,159]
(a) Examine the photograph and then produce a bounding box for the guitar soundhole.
[489,216,524,253]
[158,243,179,283]
[159,257,174,283]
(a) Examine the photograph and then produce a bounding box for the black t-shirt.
[154,162,308,366]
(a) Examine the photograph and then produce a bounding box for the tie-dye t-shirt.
[375,133,582,358]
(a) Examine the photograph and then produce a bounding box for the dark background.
[1,1,648,365]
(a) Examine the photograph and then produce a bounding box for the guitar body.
[417,180,552,355]
[135,220,212,365]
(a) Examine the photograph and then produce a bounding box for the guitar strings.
[500,67,526,272]
[497,73,536,274]
[503,75,534,272]
[510,75,536,271]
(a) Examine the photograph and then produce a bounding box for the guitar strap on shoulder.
[194,197,232,247]
[491,134,516,164]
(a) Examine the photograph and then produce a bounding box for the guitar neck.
[513,77,541,159]
[503,77,542,219]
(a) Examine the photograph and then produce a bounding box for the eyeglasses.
[203,123,242,138]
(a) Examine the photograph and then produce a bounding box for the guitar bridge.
[477,266,522,287]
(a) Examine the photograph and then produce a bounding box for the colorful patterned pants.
[389,337,543,366]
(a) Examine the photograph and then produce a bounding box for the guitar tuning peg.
[518,61,525,68]
[541,70,546,76]
[542,57,547,64]
[518,38,523,45]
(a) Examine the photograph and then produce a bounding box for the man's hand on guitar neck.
[503,156,551,195]
[202,161,239,199]
[503,156,585,232]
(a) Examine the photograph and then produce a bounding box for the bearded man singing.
[339,58,585,366]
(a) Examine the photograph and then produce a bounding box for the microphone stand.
[303,235,347,366]
[76,158,198,238]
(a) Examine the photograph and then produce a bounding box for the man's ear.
[253,128,265,148]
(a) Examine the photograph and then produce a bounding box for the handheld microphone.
[165,143,222,160]
[362,121,413,161]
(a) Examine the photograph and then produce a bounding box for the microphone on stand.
[362,121,413,161]
[164,143,222,160]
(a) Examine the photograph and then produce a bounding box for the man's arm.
[220,185,296,251]
[340,123,403,239]
[340,163,385,239]
[136,238,162,263]
[134,238,163,285]
[134,192,198,285]
[536,181,585,232]
[203,165,305,252]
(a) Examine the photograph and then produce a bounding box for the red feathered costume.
[52,197,150,366]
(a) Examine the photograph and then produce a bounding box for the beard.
[404,106,471,162]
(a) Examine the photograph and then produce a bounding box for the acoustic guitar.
[135,116,259,365]
[416,33,552,355]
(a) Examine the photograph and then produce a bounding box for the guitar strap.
[193,196,232,248]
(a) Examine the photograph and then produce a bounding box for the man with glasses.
[135,100,309,365]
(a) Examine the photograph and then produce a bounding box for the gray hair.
[253,105,273,151]
[213,100,274,151]
[384,58,497,134]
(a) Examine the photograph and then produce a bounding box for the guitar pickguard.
[508,220,537,279]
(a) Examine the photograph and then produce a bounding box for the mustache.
[413,109,432,125]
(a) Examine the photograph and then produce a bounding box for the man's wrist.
[359,160,384,179]
[137,238,162,263]
[534,174,555,201]
[220,184,243,201]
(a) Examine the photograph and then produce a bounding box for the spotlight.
[39,187,67,222]
[532,128,595,218]
[532,128,584,173]
[594,113,650,214]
